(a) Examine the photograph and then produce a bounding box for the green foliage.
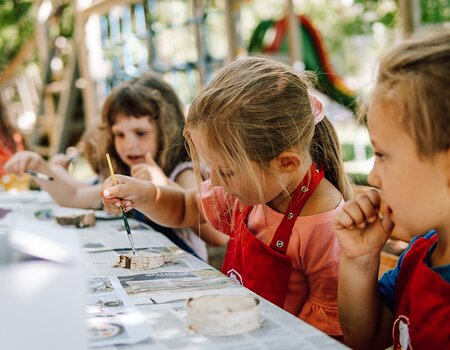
[421,0,450,23]
[0,0,35,71]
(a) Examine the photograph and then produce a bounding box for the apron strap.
[269,164,324,254]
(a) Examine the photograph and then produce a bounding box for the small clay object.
[115,252,165,270]
[55,210,96,228]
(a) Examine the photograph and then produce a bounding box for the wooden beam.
[398,0,421,38]
[286,0,302,69]
[224,0,238,62]
[0,35,37,86]
[79,0,141,20]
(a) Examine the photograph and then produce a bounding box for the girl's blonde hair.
[185,56,352,206]
[98,72,188,178]
[372,30,450,156]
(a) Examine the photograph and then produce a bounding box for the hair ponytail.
[310,117,353,200]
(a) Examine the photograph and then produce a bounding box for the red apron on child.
[221,164,324,308]
[392,234,450,349]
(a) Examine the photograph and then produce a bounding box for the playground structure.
[0,0,447,158]
[248,15,355,110]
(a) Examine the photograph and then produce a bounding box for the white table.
[0,191,348,349]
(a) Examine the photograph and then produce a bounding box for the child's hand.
[130,153,168,185]
[333,188,395,261]
[102,174,155,214]
[4,151,47,175]
[49,153,72,169]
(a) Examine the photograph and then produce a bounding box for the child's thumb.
[380,206,395,235]
[145,152,155,164]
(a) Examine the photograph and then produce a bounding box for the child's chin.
[391,227,416,243]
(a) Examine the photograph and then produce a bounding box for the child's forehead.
[368,100,402,131]
[113,113,154,126]
[190,131,231,167]
[367,100,412,148]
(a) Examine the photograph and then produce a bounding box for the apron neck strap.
[269,164,324,254]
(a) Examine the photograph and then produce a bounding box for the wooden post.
[74,0,98,127]
[193,0,206,85]
[224,0,238,62]
[286,0,303,70]
[398,0,421,38]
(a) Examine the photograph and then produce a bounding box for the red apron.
[393,234,450,349]
[221,164,324,308]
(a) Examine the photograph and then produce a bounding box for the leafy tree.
[0,0,35,72]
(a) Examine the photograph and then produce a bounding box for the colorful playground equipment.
[248,15,355,110]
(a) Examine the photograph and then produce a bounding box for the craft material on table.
[55,210,96,228]
[115,252,165,270]
[186,295,263,336]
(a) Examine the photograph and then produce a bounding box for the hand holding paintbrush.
[105,153,137,255]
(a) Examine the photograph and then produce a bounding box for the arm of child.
[102,174,202,229]
[333,188,395,349]
[4,151,102,208]
[131,153,228,246]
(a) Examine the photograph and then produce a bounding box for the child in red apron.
[333,32,450,349]
[103,57,353,336]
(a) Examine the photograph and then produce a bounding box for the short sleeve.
[169,161,194,182]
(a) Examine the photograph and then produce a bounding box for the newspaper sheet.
[78,220,173,252]
[85,246,207,276]
[90,296,347,350]
[87,276,150,347]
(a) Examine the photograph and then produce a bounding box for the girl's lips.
[126,155,145,165]
[127,155,144,161]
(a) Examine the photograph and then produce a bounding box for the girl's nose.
[124,134,138,148]
[367,165,380,189]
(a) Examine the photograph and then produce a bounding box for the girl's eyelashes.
[135,131,148,137]
[218,169,234,178]
[374,151,386,160]
[112,130,149,137]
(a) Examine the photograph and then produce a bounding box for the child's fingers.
[101,197,121,213]
[380,205,395,234]
[354,195,379,224]
[103,184,128,200]
[130,164,145,178]
[365,188,382,209]
[333,209,357,230]
[340,200,369,228]
[145,152,155,165]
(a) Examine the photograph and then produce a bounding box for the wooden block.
[115,253,164,270]
[55,211,96,228]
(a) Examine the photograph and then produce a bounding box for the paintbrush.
[105,153,136,255]
[25,170,54,181]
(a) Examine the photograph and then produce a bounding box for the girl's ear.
[272,151,301,173]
